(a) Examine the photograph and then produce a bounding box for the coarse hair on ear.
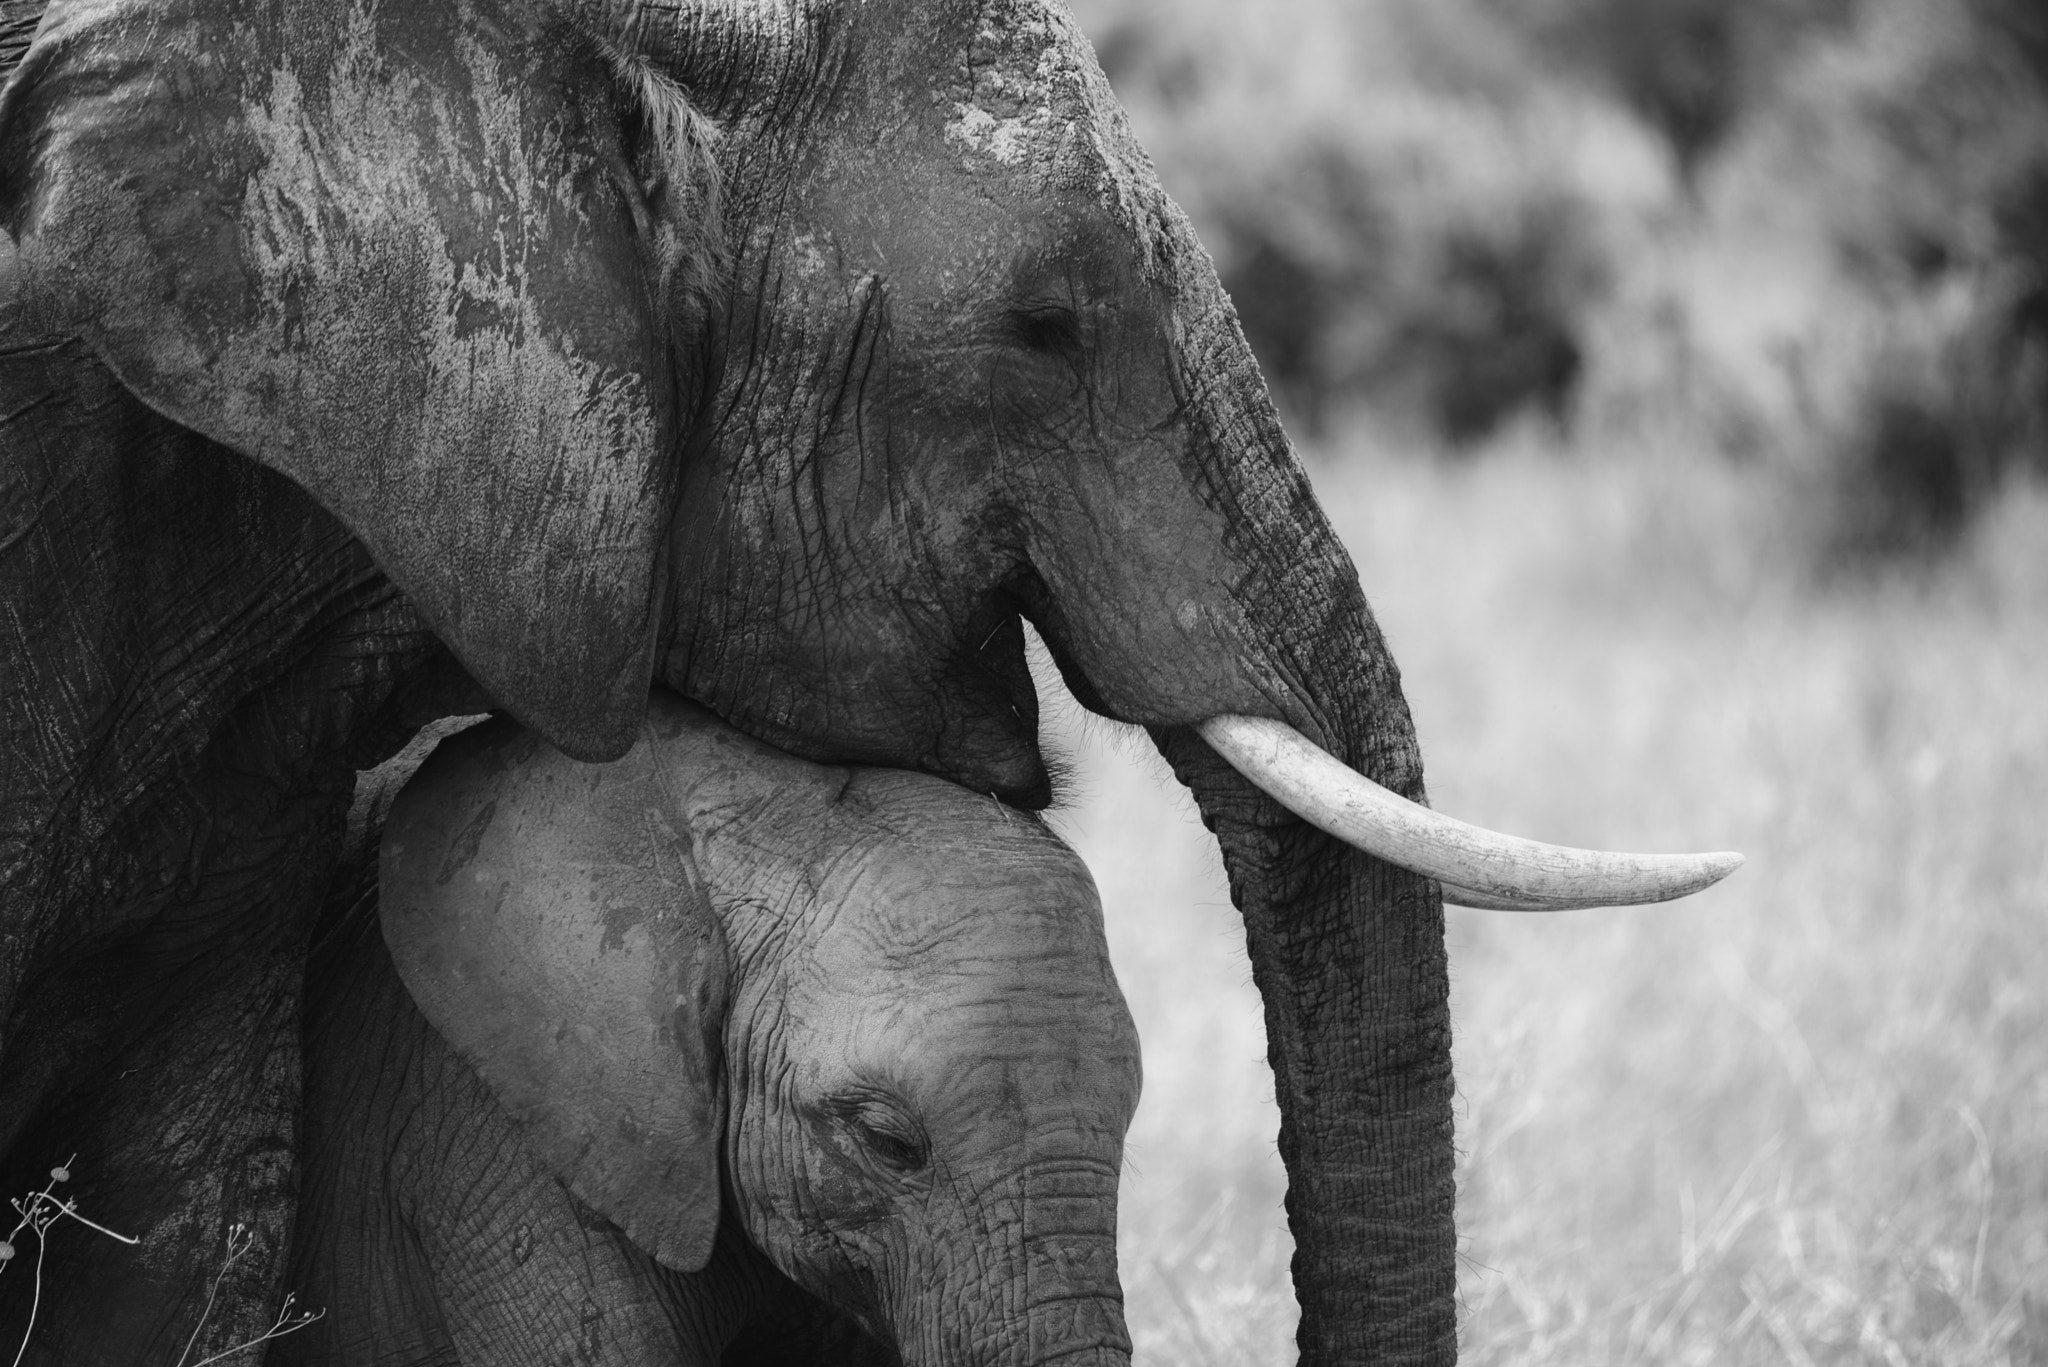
[591,32,728,331]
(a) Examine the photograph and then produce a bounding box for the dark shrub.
[1367,225,1587,444]
[1074,0,1619,445]
[1211,159,1595,443]
[1826,391,1980,563]
[1495,0,1863,181]
[1792,0,2048,563]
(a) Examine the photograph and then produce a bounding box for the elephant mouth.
[663,593,1056,810]
[665,575,1742,909]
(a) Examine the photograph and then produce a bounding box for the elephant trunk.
[1019,1265,1130,1367]
[1039,215,1729,1355]
[1160,728,1455,1363]
[1146,261,1458,1363]
[1019,1218,1129,1366]
[1017,312,1458,1358]
[896,1262,1132,1367]
[1149,493,1457,1360]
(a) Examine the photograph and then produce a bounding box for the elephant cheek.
[728,1127,895,1320]
[1021,481,1276,733]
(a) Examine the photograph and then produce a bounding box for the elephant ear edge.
[380,716,731,1273]
[0,0,706,759]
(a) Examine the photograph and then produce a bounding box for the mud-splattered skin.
[1,0,1452,1363]
[670,1,1293,802]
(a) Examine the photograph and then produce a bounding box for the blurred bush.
[1073,0,1662,443]
[1489,0,1861,184]
[1673,0,2048,563]
[1073,0,2048,564]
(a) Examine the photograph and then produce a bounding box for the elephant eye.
[856,1120,929,1173]
[825,1095,931,1174]
[1007,305,1084,357]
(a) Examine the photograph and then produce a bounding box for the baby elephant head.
[376,692,1143,1367]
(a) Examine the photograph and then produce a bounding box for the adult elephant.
[0,0,1735,1362]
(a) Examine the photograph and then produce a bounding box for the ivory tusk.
[1197,714,1743,911]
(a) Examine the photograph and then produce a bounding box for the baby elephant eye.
[1008,304,1084,356]
[851,1113,929,1173]
[818,1092,931,1174]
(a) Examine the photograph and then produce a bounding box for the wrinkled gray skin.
[0,0,1448,1361]
[280,697,1139,1367]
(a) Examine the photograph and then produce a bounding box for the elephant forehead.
[937,0,1177,272]
[822,778,1102,941]
[841,844,1103,963]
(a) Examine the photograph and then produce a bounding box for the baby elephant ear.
[0,0,691,759]
[381,716,729,1273]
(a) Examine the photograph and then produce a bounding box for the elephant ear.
[0,0,693,759]
[380,715,730,1273]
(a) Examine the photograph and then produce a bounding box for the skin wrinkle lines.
[803,284,888,682]
[747,271,844,676]
[122,7,666,737]
[844,277,889,557]
[687,764,1131,1355]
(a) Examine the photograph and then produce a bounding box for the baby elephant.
[279,692,1141,1367]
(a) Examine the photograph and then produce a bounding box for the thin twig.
[45,1203,138,1246]
[184,1293,326,1367]
[6,1228,48,1367]
[3,1159,137,1367]
[173,1224,253,1367]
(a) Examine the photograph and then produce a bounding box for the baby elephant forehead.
[818,770,1104,960]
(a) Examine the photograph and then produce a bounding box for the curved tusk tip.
[1443,849,1747,912]
[1199,712,1750,913]
[1694,851,1747,886]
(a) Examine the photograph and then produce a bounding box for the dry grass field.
[1039,430,2048,1366]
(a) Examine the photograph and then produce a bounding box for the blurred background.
[1040,0,2048,1361]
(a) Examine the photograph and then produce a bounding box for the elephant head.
[0,0,1737,1359]
[284,694,1139,1366]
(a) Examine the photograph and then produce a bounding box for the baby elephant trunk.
[1020,1229,1131,1367]
[982,1168,1134,1367]
[907,1237,1128,1367]
[896,1164,1132,1367]
[1018,1144,1132,1367]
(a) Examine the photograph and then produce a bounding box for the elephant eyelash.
[823,1094,931,1173]
[854,1121,929,1173]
